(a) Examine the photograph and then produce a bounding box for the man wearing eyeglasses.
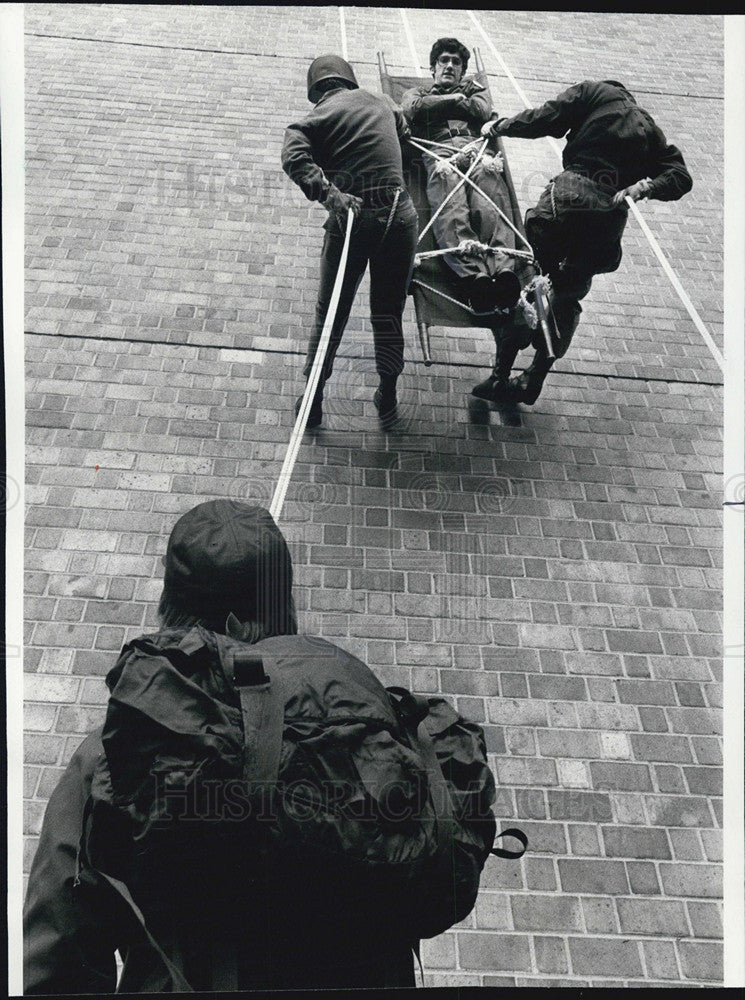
[401,38,520,315]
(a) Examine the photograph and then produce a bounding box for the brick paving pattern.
[23,6,723,987]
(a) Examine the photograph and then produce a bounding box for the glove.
[612,177,653,206]
[481,151,504,176]
[322,184,363,220]
[481,117,506,139]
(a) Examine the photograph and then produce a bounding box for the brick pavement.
[23,6,723,988]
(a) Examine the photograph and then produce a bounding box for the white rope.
[415,243,533,262]
[400,8,425,74]
[626,198,723,371]
[411,277,500,318]
[409,137,532,252]
[269,210,355,524]
[339,7,348,62]
[412,135,468,156]
[467,9,722,374]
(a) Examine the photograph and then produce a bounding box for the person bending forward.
[282,55,418,427]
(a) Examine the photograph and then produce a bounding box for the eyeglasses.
[436,55,462,67]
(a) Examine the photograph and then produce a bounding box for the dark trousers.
[304,194,419,383]
[525,170,628,359]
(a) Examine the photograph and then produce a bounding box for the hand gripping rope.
[269,209,355,524]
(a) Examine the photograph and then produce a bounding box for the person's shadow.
[467,396,522,427]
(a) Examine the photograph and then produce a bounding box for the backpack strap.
[411,940,424,986]
[77,796,194,992]
[222,644,286,786]
[387,687,454,857]
[388,687,529,863]
[491,827,529,859]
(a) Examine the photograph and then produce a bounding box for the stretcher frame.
[378,48,557,366]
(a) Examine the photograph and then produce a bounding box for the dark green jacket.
[282,87,409,202]
[498,79,692,200]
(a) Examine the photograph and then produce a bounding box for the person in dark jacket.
[281,55,418,427]
[480,79,693,404]
[401,38,521,314]
[23,500,416,992]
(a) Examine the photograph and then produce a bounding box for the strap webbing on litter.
[269,208,355,524]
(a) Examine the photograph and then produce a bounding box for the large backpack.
[81,627,526,988]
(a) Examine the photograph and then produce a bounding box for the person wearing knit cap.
[24,500,415,992]
[158,500,296,641]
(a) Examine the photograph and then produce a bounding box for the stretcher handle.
[533,281,556,362]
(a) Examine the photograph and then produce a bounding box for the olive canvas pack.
[80,627,526,988]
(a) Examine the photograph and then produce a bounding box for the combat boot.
[471,327,522,404]
[509,349,553,405]
[466,273,498,314]
[295,379,324,428]
[373,374,398,421]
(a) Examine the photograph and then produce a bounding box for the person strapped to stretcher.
[401,38,523,317]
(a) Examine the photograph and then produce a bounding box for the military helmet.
[307,54,358,103]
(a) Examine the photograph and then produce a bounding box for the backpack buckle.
[231,649,268,687]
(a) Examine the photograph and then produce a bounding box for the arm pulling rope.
[467,9,722,375]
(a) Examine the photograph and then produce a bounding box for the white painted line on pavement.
[722,16,745,987]
[1,3,26,993]
[468,9,723,374]
[627,198,723,370]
